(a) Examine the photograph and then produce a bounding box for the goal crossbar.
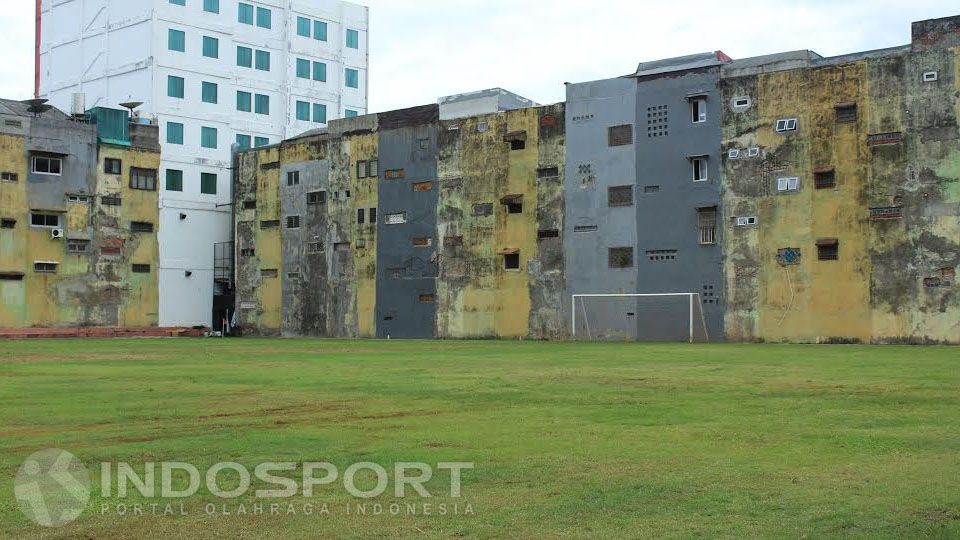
[571,293,709,343]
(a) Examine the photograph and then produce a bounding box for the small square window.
[345,68,359,89]
[814,169,836,189]
[346,29,360,49]
[203,0,219,13]
[130,221,154,233]
[201,127,218,149]
[66,239,88,252]
[32,156,62,175]
[201,81,218,104]
[255,94,270,115]
[608,124,633,146]
[255,50,270,71]
[608,185,634,207]
[286,171,300,186]
[817,239,839,261]
[312,62,327,82]
[307,191,326,205]
[296,17,311,37]
[835,103,857,124]
[255,6,271,29]
[236,46,253,68]
[167,75,185,99]
[503,252,520,270]
[286,215,300,229]
[314,20,328,41]
[200,172,217,194]
[236,91,252,112]
[775,118,798,132]
[236,134,251,149]
[1,218,16,229]
[923,71,938,82]
[238,3,254,24]
[104,158,122,175]
[166,169,183,191]
[168,29,185,52]
[202,36,219,58]
[129,167,157,191]
[733,97,751,109]
[608,247,634,269]
[296,58,310,79]
[510,139,525,151]
[777,177,800,192]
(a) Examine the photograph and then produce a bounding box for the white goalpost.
[571,293,710,343]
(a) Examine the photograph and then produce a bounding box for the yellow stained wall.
[0,133,28,326]
[752,62,873,342]
[111,145,160,326]
[348,132,379,337]
[495,108,538,338]
[255,146,282,331]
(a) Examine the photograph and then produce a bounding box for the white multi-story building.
[38,0,369,326]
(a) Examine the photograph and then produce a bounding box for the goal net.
[571,293,710,342]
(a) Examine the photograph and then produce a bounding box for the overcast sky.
[1,1,955,110]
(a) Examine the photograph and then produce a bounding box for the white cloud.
[2,1,956,109]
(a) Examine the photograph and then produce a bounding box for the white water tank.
[71,93,86,115]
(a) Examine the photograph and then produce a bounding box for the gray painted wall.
[26,118,98,215]
[375,109,440,339]
[634,69,725,341]
[564,69,726,341]
[564,77,640,339]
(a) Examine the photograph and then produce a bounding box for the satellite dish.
[119,101,143,113]
[22,98,51,116]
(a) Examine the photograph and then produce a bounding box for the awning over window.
[813,166,835,174]
[498,248,520,255]
[503,131,527,142]
[499,194,523,204]
[816,238,839,247]
[686,92,709,100]
[834,101,857,108]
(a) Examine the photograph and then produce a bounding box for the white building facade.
[39,0,369,326]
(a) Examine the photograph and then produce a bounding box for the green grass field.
[1,339,959,539]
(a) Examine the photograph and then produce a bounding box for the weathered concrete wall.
[721,35,960,343]
[234,146,283,335]
[375,106,440,339]
[564,77,639,340]
[0,111,160,328]
[434,105,565,339]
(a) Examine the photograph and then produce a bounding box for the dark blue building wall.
[634,67,725,341]
[375,105,440,339]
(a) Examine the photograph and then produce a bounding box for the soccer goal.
[571,293,710,342]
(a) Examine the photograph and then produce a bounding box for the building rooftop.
[438,88,538,108]
[0,98,69,119]
[633,51,733,77]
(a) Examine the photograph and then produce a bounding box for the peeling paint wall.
[0,108,160,328]
[435,104,566,339]
[721,28,960,343]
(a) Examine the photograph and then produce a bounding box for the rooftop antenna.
[22,97,51,117]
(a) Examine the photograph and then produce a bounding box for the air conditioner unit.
[736,216,758,226]
[51,228,64,239]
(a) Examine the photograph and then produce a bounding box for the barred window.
[608,124,633,146]
[608,185,634,207]
[814,169,836,189]
[286,215,301,229]
[698,207,717,245]
[130,221,154,233]
[307,191,326,205]
[608,247,634,268]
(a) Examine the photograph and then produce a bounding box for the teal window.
[345,109,358,118]
[254,137,269,147]
[314,20,327,41]
[255,50,270,71]
[203,0,219,13]
[312,61,326,82]
[167,122,184,144]
[295,101,310,121]
[296,17,310,37]
[238,3,253,24]
[255,7,271,28]
[254,94,270,115]
[296,58,310,79]
[165,169,183,191]
[167,75,185,98]
[170,0,185,6]
[200,173,217,195]
[201,126,218,149]
[313,103,327,124]
[346,29,359,49]
[345,68,359,89]
[168,29,185,52]
[201,81,218,104]
[236,91,252,112]
[236,134,251,150]
[202,36,219,58]
[236,46,252,68]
